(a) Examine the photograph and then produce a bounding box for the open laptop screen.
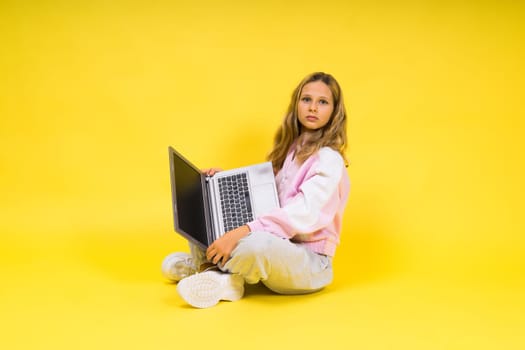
[169,148,208,247]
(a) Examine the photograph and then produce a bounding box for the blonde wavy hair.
[268,72,348,171]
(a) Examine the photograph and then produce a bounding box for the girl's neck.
[293,131,316,158]
[297,129,321,144]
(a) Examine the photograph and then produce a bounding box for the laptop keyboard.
[218,173,253,232]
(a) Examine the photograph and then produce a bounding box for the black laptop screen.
[170,149,208,247]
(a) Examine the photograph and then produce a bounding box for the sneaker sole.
[176,272,244,308]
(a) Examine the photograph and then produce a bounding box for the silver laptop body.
[168,146,280,249]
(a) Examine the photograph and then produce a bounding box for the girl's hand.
[206,225,250,265]
[201,168,223,177]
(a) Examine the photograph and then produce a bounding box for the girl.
[162,72,350,308]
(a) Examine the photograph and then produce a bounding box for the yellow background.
[1,0,523,349]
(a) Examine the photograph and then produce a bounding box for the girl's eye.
[301,97,311,102]
[320,99,329,105]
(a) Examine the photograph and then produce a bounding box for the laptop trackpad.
[251,183,278,217]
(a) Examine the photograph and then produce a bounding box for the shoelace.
[183,257,194,267]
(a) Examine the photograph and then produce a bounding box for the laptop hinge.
[201,175,215,246]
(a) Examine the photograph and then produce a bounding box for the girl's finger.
[206,247,215,261]
[221,255,229,266]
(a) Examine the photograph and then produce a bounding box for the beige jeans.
[191,231,333,295]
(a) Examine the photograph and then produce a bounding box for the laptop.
[168,146,280,249]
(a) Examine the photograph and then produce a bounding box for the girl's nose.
[309,102,317,112]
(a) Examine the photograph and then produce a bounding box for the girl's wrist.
[234,225,250,239]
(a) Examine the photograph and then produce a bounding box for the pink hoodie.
[247,146,350,256]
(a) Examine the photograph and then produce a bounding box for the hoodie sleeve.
[247,148,344,239]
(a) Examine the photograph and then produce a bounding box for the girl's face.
[297,81,334,133]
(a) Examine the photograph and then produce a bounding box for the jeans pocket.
[317,254,332,271]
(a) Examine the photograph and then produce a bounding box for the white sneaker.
[176,271,244,308]
[161,252,197,282]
